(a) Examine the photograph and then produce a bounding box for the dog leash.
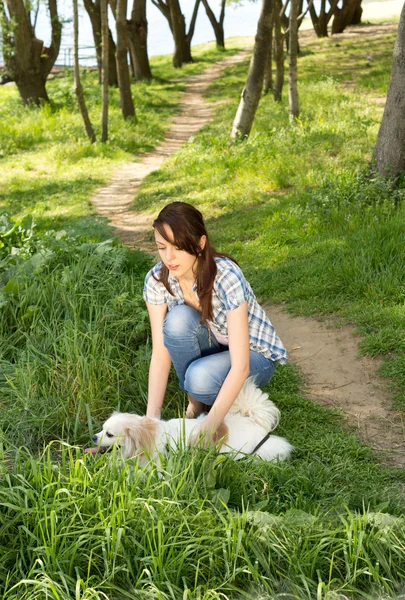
[250,431,272,455]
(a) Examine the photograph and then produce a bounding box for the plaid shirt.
[143,257,288,364]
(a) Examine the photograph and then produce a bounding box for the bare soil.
[91,24,405,467]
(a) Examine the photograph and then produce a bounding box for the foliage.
[1,20,405,600]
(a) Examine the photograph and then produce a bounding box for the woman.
[143,202,287,443]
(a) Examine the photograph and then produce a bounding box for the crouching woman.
[143,201,287,443]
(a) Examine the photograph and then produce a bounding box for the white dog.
[87,380,293,464]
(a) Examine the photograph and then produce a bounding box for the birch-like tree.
[0,0,61,105]
[374,4,405,177]
[231,0,273,140]
[73,0,96,142]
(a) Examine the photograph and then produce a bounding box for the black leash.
[250,431,272,455]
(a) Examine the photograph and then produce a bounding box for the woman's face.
[154,224,205,281]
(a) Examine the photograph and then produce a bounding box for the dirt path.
[92,49,249,251]
[91,27,405,467]
[266,306,405,467]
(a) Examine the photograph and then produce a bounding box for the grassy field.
[1,21,405,600]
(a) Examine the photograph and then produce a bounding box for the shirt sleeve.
[218,266,249,312]
[143,265,167,305]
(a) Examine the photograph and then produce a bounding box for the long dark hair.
[153,202,232,321]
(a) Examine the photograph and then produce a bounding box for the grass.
[1,18,405,600]
[0,40,245,233]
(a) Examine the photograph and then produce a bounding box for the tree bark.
[201,0,226,48]
[273,0,284,102]
[73,0,96,142]
[151,0,200,67]
[332,0,362,35]
[101,0,109,142]
[309,0,339,37]
[374,4,405,177]
[231,0,273,140]
[83,0,119,86]
[288,0,299,118]
[2,0,61,105]
[263,12,274,94]
[127,0,152,80]
[116,0,136,119]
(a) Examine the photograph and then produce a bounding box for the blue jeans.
[163,304,276,405]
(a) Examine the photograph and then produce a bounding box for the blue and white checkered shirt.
[143,256,288,364]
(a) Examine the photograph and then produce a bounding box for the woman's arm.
[199,301,250,440]
[145,302,171,419]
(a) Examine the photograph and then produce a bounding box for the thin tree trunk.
[374,4,405,177]
[101,0,109,142]
[73,0,96,142]
[263,12,274,94]
[127,0,152,80]
[231,0,273,140]
[201,0,225,48]
[288,0,299,118]
[273,0,284,102]
[83,0,118,86]
[116,0,136,119]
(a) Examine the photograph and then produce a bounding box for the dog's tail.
[229,378,280,432]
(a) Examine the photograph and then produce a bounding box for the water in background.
[35,0,262,67]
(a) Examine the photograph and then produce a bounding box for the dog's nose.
[92,435,98,443]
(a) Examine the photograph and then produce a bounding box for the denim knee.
[184,360,225,404]
[163,304,200,340]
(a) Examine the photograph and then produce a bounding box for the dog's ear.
[122,417,157,459]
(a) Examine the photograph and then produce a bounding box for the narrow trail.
[92,50,249,252]
[91,31,405,468]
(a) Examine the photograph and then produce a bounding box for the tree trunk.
[73,0,96,142]
[374,4,405,177]
[351,1,363,25]
[101,0,109,142]
[127,0,152,80]
[2,0,61,105]
[231,0,273,140]
[168,0,188,67]
[309,0,339,38]
[273,0,284,102]
[151,0,199,67]
[201,0,226,48]
[263,14,273,94]
[288,0,299,118]
[332,0,362,35]
[83,0,118,86]
[184,0,200,61]
[116,0,136,119]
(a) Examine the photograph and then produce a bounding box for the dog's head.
[92,412,158,460]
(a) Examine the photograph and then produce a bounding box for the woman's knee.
[184,361,223,403]
[163,304,200,339]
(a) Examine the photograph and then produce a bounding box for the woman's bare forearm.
[146,349,172,418]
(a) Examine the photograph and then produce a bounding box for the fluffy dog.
[88,380,293,464]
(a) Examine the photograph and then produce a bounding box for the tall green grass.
[2,21,405,599]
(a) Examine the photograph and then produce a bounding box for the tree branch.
[187,0,200,39]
